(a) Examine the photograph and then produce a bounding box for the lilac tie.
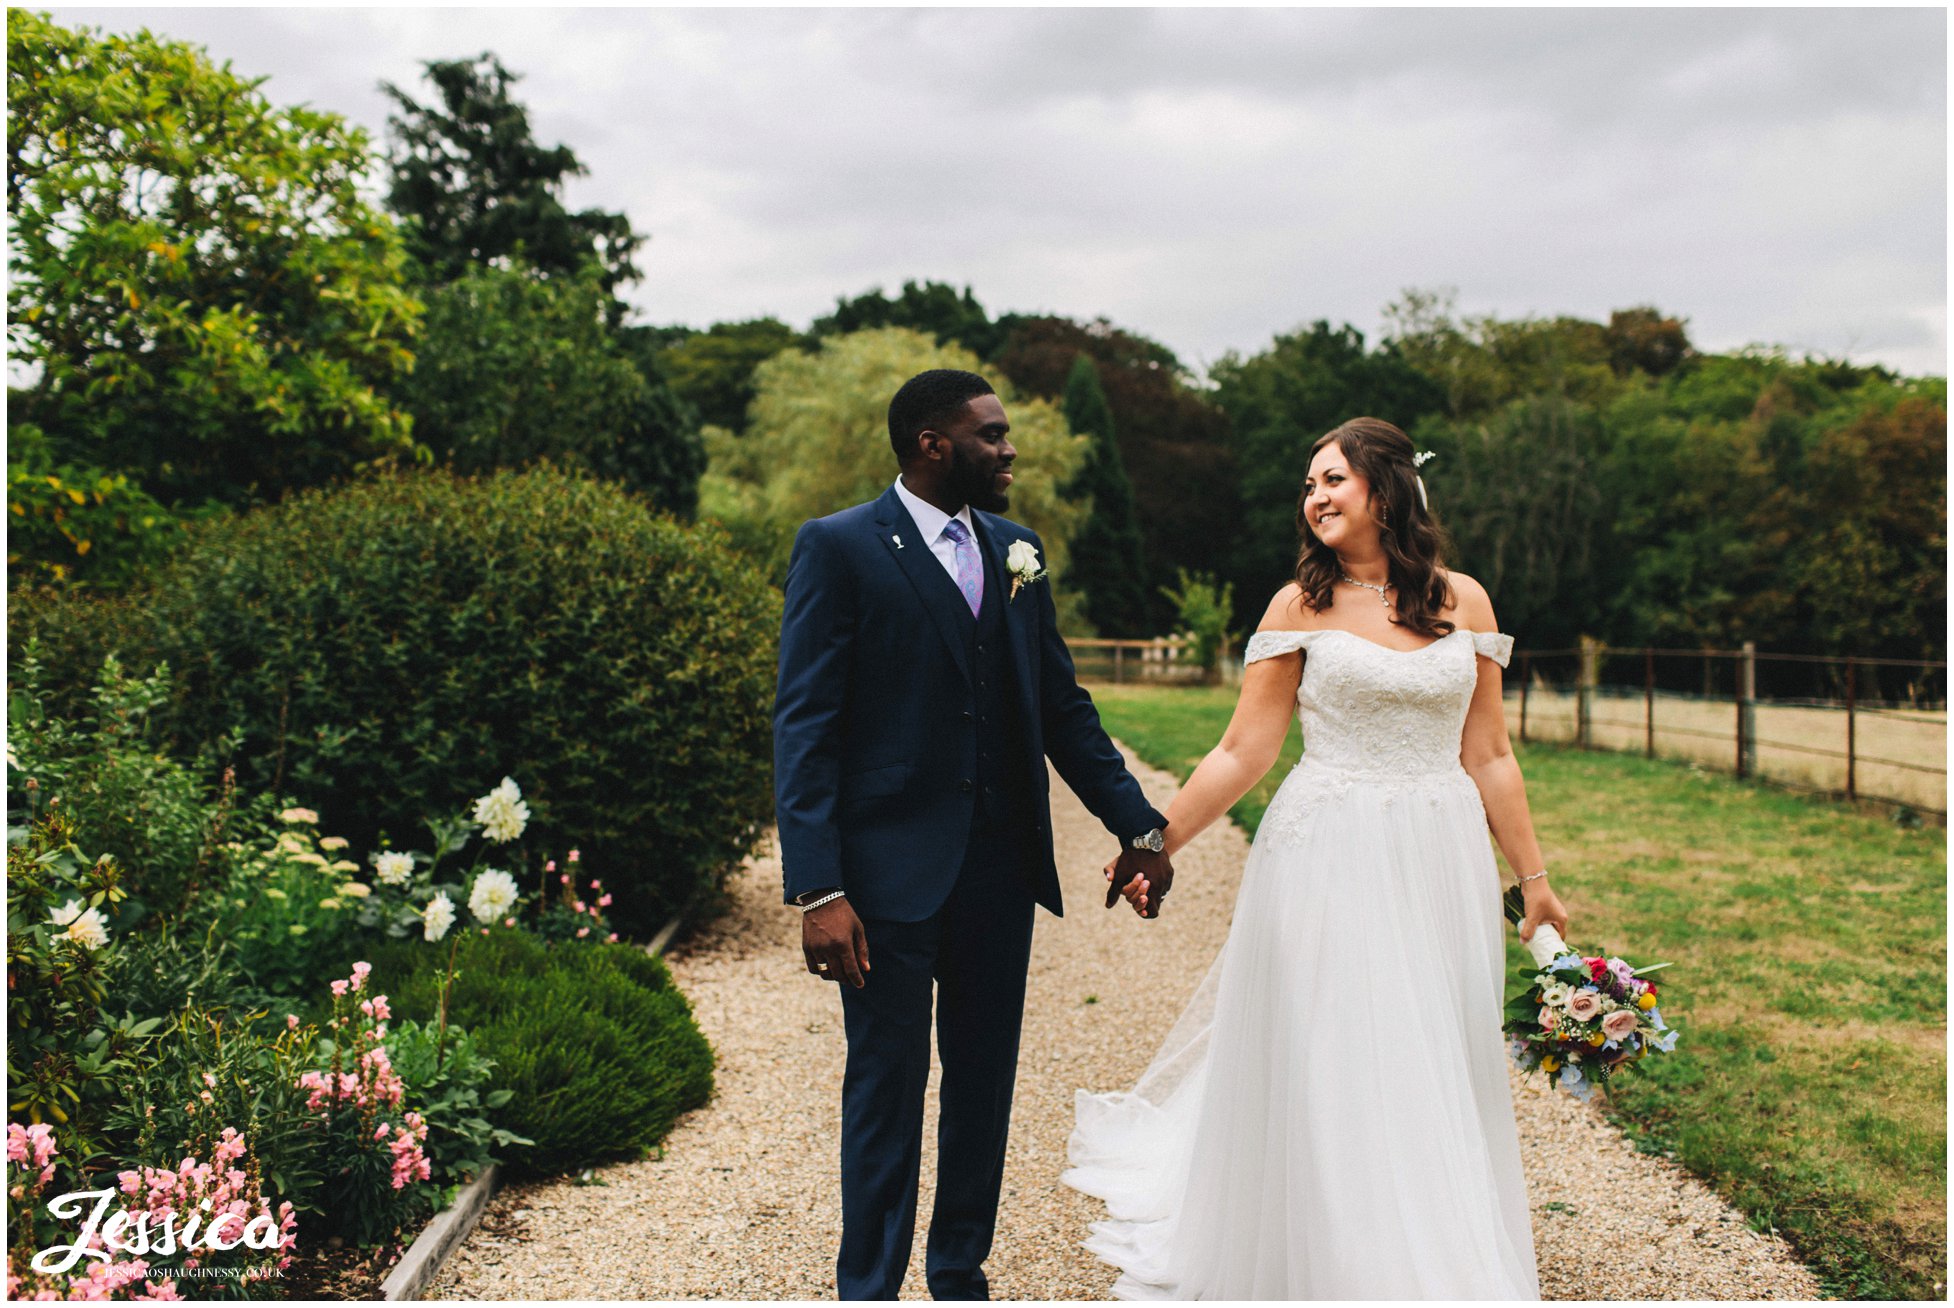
[941,519,983,617]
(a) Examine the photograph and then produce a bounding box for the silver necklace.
[1341,573,1393,606]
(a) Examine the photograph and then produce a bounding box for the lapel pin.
[892,535,904,550]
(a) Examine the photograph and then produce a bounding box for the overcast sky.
[48,5,1950,378]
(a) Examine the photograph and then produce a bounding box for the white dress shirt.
[892,477,979,592]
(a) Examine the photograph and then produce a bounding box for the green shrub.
[5,807,145,1156]
[187,813,371,1008]
[11,464,780,935]
[8,652,261,923]
[363,929,713,1175]
[1159,568,1237,683]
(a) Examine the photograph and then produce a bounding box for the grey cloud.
[39,6,1949,376]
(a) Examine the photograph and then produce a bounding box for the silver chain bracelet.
[798,890,848,914]
[1516,869,1550,885]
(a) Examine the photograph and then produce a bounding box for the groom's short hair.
[888,370,995,460]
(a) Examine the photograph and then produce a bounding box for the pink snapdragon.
[10,1122,288,1298]
[9,1122,59,1187]
[387,1113,431,1191]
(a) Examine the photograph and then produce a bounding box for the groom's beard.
[949,443,1011,514]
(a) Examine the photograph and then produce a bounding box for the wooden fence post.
[1114,643,1125,685]
[1577,637,1599,750]
[1737,641,1757,778]
[1644,646,1656,758]
[1845,657,1857,801]
[1518,652,1531,745]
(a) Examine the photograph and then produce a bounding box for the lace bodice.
[1244,628,1511,782]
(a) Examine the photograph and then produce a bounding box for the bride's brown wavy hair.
[1293,417,1456,639]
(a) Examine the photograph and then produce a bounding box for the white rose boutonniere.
[1005,540,1047,601]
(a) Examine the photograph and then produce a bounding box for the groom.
[774,369,1175,1300]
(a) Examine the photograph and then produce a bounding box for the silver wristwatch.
[1129,827,1165,853]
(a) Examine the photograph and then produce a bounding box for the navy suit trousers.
[835,821,1037,1301]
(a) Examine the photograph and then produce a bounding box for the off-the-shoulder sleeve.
[1244,630,1326,664]
[1470,631,1514,667]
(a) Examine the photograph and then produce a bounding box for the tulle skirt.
[1063,760,1540,1300]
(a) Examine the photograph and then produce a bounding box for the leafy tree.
[393,263,703,515]
[7,10,422,511]
[1605,306,1694,378]
[650,317,808,432]
[1786,393,1946,666]
[6,423,191,589]
[1059,355,1152,636]
[1209,321,1443,623]
[1415,396,1612,648]
[701,327,1087,613]
[1602,406,1794,654]
[377,53,703,509]
[381,53,641,308]
[1382,288,1626,419]
[811,281,1000,358]
[993,315,1236,627]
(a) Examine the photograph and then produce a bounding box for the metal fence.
[1511,640,1946,820]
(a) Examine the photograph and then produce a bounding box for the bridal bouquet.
[1500,887,1678,1099]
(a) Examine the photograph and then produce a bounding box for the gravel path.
[433,745,1822,1300]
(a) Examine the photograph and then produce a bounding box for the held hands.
[802,897,870,987]
[1105,847,1174,919]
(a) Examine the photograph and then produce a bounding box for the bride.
[1065,417,1568,1299]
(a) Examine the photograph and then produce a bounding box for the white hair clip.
[1413,450,1436,468]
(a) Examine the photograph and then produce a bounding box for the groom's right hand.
[803,898,870,987]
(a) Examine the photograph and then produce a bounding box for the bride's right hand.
[1105,859,1152,916]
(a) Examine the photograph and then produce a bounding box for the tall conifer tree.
[1061,354,1153,636]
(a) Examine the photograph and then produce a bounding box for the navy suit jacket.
[774,485,1166,922]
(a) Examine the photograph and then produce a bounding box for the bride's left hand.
[1518,879,1569,943]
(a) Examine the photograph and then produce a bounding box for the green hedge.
[10,465,779,934]
[362,930,714,1175]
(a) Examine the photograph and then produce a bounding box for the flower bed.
[6,657,714,1298]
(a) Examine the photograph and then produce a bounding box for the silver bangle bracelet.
[1516,869,1549,885]
[798,890,847,913]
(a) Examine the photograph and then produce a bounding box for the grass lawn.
[1089,682,1947,1300]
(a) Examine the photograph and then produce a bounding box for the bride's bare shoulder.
[1439,570,1498,629]
[1259,583,1323,632]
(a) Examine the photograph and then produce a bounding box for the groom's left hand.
[1106,848,1174,918]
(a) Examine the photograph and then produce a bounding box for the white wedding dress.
[1064,627,1540,1300]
